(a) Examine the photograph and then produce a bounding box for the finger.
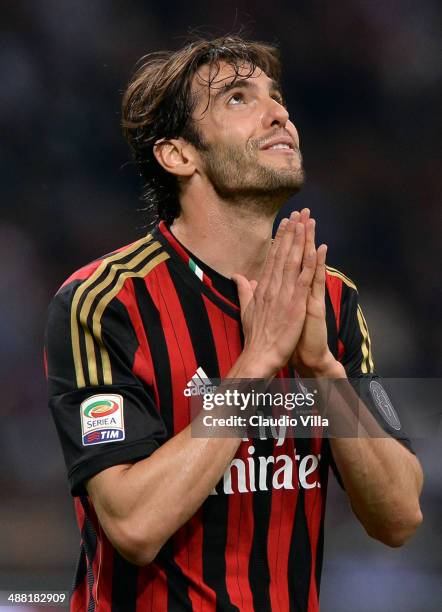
[258,217,289,292]
[273,211,299,275]
[311,244,327,300]
[270,217,290,263]
[275,216,289,237]
[279,220,308,306]
[295,238,317,296]
[300,207,310,225]
[290,218,306,269]
[232,274,255,314]
[249,280,258,293]
[281,215,305,288]
[268,211,300,297]
[304,217,316,263]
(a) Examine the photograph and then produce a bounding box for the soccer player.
[45,37,423,611]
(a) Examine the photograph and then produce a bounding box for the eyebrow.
[212,78,284,103]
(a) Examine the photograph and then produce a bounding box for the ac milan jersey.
[45,221,412,612]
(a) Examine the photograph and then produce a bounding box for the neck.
[170,186,279,281]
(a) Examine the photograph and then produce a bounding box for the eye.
[227,92,245,105]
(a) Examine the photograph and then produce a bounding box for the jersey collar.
[153,221,241,315]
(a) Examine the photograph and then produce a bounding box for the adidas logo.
[184,367,217,397]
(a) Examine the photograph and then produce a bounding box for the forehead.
[191,60,276,104]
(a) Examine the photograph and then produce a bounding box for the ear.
[153,138,196,178]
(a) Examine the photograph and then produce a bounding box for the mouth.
[260,137,296,154]
[261,145,295,155]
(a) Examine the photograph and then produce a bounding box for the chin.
[260,163,305,189]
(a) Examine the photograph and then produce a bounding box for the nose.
[261,96,290,129]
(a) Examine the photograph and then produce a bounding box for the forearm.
[310,360,423,546]
[330,435,423,545]
[96,424,240,563]
[87,353,272,565]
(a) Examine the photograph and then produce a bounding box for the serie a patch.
[80,394,125,446]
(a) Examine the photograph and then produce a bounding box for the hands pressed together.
[233,208,340,379]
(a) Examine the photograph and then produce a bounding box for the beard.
[196,134,305,216]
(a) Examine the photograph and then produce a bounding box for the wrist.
[310,354,346,379]
[296,352,346,379]
[232,350,279,380]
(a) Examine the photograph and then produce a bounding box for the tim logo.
[80,394,125,446]
[84,430,124,444]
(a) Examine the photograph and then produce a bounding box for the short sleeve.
[45,280,167,496]
[338,282,414,454]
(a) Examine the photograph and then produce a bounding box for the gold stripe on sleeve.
[96,251,170,385]
[70,235,152,388]
[357,306,375,372]
[325,266,358,292]
[80,241,163,385]
[356,306,369,374]
[326,265,374,374]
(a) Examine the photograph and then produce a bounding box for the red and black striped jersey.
[45,221,412,612]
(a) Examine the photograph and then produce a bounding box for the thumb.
[232,274,255,313]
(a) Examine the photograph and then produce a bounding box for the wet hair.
[121,35,281,228]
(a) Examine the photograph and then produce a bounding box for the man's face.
[188,61,304,212]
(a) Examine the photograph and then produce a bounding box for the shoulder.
[325,267,375,373]
[45,235,168,390]
[50,233,169,311]
[325,265,359,319]
[325,265,358,293]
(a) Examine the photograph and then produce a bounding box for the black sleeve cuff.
[69,439,159,496]
[392,436,415,455]
[348,375,416,455]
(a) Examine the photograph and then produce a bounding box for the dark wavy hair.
[121,35,281,229]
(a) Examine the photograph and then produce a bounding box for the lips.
[260,136,295,151]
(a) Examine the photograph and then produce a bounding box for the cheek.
[287,120,300,147]
[196,117,228,145]
[219,111,250,133]
[198,107,261,148]
[209,120,253,148]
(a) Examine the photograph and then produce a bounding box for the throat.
[170,216,273,281]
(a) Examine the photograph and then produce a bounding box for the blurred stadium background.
[1,1,441,610]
